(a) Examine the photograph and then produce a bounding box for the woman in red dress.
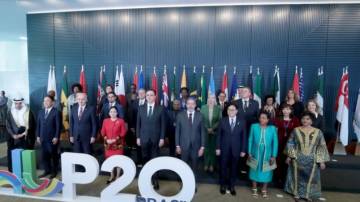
[101,106,127,183]
[273,104,300,188]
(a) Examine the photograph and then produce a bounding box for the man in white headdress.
[6,94,36,171]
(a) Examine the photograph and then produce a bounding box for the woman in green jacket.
[201,95,222,173]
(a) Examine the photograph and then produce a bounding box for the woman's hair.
[44,95,55,102]
[71,83,83,92]
[263,94,275,105]
[109,106,118,113]
[258,110,271,120]
[280,103,294,117]
[285,89,300,102]
[306,99,320,113]
[300,111,315,123]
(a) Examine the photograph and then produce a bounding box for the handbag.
[262,161,277,172]
[246,157,258,169]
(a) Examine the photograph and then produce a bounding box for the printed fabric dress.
[248,123,278,183]
[284,127,330,200]
[101,118,127,159]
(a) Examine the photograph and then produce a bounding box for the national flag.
[315,67,324,115]
[335,68,349,146]
[273,66,280,106]
[292,66,300,96]
[247,66,253,91]
[102,65,107,92]
[299,68,304,101]
[151,66,158,103]
[79,65,87,93]
[133,66,139,89]
[221,65,229,101]
[253,67,262,109]
[138,65,145,89]
[47,65,57,98]
[115,65,127,107]
[353,88,360,142]
[170,66,177,102]
[208,67,216,97]
[229,66,238,101]
[60,66,69,130]
[161,66,169,108]
[199,65,207,106]
[180,65,187,88]
[97,66,105,104]
[190,66,197,96]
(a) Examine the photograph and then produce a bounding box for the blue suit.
[36,107,61,174]
[70,104,97,154]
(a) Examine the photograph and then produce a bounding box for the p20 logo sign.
[0,150,196,202]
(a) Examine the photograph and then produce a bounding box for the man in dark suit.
[166,99,181,157]
[218,91,230,117]
[36,95,61,178]
[175,97,206,185]
[127,88,146,165]
[232,86,259,128]
[136,89,165,189]
[99,92,124,127]
[216,104,247,195]
[70,93,97,154]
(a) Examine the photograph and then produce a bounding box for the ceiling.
[0,0,359,41]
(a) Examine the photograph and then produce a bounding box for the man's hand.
[176,146,181,155]
[207,128,213,134]
[198,147,205,157]
[137,138,141,146]
[37,137,41,144]
[240,152,246,157]
[216,149,221,156]
[69,136,74,143]
[52,138,58,145]
[159,139,164,147]
[90,137,96,144]
[130,128,135,133]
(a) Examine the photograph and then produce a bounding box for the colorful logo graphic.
[0,149,63,197]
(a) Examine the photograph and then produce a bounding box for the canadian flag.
[221,65,229,101]
[115,65,126,107]
[335,68,349,146]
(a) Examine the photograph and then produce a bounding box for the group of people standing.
[0,82,330,202]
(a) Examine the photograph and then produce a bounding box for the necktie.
[231,118,235,131]
[45,109,49,119]
[244,100,248,111]
[79,107,84,120]
[148,106,153,117]
[188,113,193,125]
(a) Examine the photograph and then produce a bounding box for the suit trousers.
[74,138,92,154]
[41,142,59,174]
[141,140,159,183]
[181,145,199,181]
[220,150,240,188]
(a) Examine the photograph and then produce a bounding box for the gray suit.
[175,111,206,177]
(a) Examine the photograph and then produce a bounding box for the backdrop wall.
[27,4,360,140]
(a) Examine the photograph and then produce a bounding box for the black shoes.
[230,187,236,196]
[220,186,226,195]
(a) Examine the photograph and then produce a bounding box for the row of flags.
[47,64,357,146]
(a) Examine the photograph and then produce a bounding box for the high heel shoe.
[261,190,269,199]
[251,188,258,198]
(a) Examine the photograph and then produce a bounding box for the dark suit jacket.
[312,113,325,132]
[216,117,247,157]
[219,101,230,117]
[232,99,259,129]
[166,109,180,137]
[36,108,61,143]
[136,103,165,143]
[70,105,97,141]
[175,111,206,151]
[126,99,144,129]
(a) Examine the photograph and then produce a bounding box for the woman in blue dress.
[248,111,278,198]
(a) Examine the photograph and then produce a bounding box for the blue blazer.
[216,117,247,157]
[70,105,97,141]
[36,108,61,142]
